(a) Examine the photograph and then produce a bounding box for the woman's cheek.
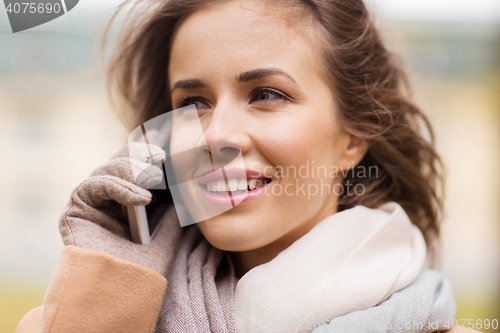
[258,120,313,160]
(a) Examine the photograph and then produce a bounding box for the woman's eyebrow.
[171,79,206,94]
[237,68,298,86]
[170,68,298,94]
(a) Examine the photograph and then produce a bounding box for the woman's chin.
[197,217,268,252]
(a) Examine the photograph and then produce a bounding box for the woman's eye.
[252,89,287,103]
[192,100,209,109]
[177,97,210,110]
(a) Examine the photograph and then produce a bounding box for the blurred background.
[0,0,499,332]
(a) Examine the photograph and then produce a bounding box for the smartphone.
[127,162,173,244]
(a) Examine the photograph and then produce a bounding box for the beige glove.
[59,143,182,277]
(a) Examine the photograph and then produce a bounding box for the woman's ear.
[338,131,369,170]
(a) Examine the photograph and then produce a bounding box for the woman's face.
[168,0,366,257]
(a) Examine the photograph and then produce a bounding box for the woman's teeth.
[206,178,269,193]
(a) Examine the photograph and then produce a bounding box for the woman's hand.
[59,143,181,277]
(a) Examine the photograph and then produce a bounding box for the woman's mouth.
[196,169,273,207]
[204,178,272,195]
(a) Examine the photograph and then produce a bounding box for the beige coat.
[16,245,166,333]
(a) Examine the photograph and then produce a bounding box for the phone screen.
[146,189,171,237]
[145,162,172,238]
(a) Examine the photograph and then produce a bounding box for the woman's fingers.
[134,163,164,189]
[91,157,164,189]
[110,142,166,167]
[60,176,150,240]
[59,176,146,243]
[75,176,152,208]
[89,142,166,189]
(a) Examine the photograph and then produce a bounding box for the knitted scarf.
[155,202,454,333]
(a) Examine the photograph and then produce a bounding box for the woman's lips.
[195,167,272,207]
[199,180,271,207]
[196,168,266,185]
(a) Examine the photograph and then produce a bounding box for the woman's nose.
[198,104,252,158]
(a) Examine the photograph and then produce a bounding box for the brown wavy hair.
[102,0,445,264]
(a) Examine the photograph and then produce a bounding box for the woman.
[16,0,476,332]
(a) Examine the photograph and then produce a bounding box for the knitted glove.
[59,142,182,277]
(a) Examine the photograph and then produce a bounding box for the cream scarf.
[156,202,426,333]
[233,201,427,333]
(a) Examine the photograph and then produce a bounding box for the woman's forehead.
[168,0,323,86]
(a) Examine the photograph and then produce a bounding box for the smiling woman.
[167,3,361,272]
[14,0,478,333]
